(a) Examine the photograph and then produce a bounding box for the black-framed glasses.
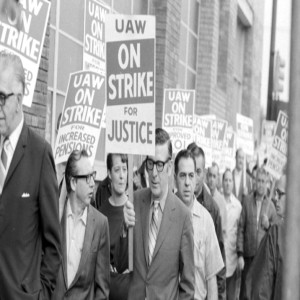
[0,92,15,106]
[275,188,286,200]
[73,171,96,184]
[146,157,170,173]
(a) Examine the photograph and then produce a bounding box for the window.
[178,0,199,89]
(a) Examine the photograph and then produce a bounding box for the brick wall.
[195,0,264,139]
[23,23,50,139]
[151,0,181,128]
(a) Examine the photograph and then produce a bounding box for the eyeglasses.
[73,171,96,184]
[275,188,286,200]
[146,157,171,173]
[0,92,16,106]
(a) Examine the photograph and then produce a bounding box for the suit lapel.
[151,189,174,263]
[61,202,69,289]
[68,205,95,289]
[141,189,151,266]
[3,124,27,189]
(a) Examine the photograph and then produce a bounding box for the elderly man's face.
[0,63,23,137]
[236,149,245,171]
[256,172,267,197]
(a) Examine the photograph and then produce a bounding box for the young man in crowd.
[187,142,227,300]
[174,149,224,300]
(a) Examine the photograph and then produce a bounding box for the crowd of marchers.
[0,50,285,300]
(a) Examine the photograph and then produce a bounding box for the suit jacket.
[232,168,252,203]
[245,224,284,300]
[237,193,277,258]
[52,203,110,300]
[115,188,195,300]
[0,124,61,299]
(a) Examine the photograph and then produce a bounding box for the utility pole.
[282,0,300,298]
[266,0,278,120]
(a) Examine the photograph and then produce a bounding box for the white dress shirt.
[1,117,24,173]
[66,200,88,287]
[224,194,242,277]
[192,197,224,300]
[234,169,242,197]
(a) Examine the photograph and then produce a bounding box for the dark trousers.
[239,257,254,300]
[226,268,241,300]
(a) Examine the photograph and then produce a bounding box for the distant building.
[27,0,265,178]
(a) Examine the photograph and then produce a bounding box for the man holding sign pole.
[115,128,195,300]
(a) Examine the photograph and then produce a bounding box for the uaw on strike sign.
[83,0,110,75]
[0,0,50,107]
[105,15,155,155]
[265,111,288,179]
[54,71,105,165]
[163,89,195,154]
[193,115,212,167]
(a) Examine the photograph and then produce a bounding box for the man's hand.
[124,200,135,227]
[238,256,245,271]
[261,214,270,230]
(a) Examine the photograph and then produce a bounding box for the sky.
[260,0,291,114]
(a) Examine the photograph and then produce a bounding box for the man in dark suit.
[116,128,195,300]
[53,149,110,300]
[0,51,61,299]
[232,148,252,203]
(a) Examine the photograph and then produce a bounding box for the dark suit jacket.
[115,188,195,300]
[52,203,110,300]
[0,124,61,299]
[232,169,252,203]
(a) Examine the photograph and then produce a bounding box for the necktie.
[1,139,8,170]
[148,200,160,265]
[0,138,9,194]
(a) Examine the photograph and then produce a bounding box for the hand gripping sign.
[106,14,156,271]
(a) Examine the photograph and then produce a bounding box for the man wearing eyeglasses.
[115,128,195,300]
[53,149,110,299]
[244,174,286,299]
[0,51,61,299]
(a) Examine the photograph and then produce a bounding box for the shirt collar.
[151,188,168,212]
[1,116,24,151]
[192,195,202,218]
[66,199,88,226]
[226,193,239,206]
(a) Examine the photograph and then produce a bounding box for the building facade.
[27,0,264,178]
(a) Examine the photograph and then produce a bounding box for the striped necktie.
[0,138,9,194]
[148,200,160,265]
